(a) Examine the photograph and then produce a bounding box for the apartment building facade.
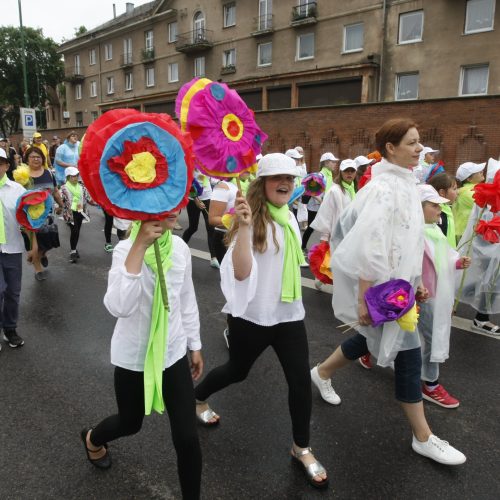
[52,0,500,129]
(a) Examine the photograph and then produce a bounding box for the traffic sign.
[20,107,37,137]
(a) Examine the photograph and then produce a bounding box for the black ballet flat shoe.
[80,428,112,469]
[40,256,48,267]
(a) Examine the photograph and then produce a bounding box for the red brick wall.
[256,95,500,175]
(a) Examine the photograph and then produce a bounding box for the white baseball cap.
[455,161,486,182]
[339,159,357,171]
[0,149,7,161]
[285,148,303,160]
[418,184,449,204]
[354,155,374,168]
[255,153,263,161]
[65,166,80,177]
[257,153,301,178]
[320,152,338,163]
[421,146,439,156]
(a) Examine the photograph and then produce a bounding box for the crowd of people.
[1,118,499,497]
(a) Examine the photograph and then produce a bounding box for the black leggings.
[301,210,318,250]
[90,356,201,500]
[70,211,83,251]
[104,211,126,243]
[212,230,227,264]
[195,315,312,447]
[182,199,216,258]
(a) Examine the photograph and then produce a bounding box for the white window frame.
[125,72,133,91]
[104,43,113,61]
[465,0,495,34]
[89,80,97,97]
[258,42,272,67]
[106,76,114,95]
[74,54,81,74]
[395,72,419,101]
[223,48,236,68]
[146,67,155,87]
[145,30,154,50]
[89,48,96,65]
[168,22,178,43]
[223,2,236,28]
[75,83,82,100]
[459,64,489,96]
[193,11,205,40]
[194,56,205,77]
[168,62,179,83]
[296,33,314,61]
[343,22,364,53]
[398,11,424,44]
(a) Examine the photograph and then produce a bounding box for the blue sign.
[25,115,34,127]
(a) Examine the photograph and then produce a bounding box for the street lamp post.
[18,0,30,108]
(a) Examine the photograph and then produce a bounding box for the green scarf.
[266,202,305,302]
[320,167,333,192]
[440,204,456,249]
[0,175,7,244]
[425,223,448,274]
[129,222,173,415]
[341,181,356,200]
[66,181,82,211]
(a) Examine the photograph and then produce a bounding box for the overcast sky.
[2,0,151,43]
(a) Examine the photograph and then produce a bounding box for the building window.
[259,0,272,30]
[296,33,314,60]
[344,23,364,53]
[89,48,96,65]
[168,22,178,43]
[268,86,291,110]
[123,38,133,64]
[460,64,489,95]
[223,3,236,27]
[104,43,113,61]
[194,57,205,77]
[298,79,362,106]
[125,72,133,91]
[146,67,155,87]
[398,11,424,44]
[91,111,98,121]
[74,54,81,74]
[223,48,236,68]
[145,30,154,50]
[75,112,83,127]
[258,42,272,67]
[194,11,205,39]
[75,84,82,100]
[168,62,179,82]
[465,0,495,33]
[90,80,97,97]
[106,76,114,94]
[396,73,419,100]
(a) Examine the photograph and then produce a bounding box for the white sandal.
[195,401,220,427]
[291,447,329,489]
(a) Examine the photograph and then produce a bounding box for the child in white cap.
[418,185,471,408]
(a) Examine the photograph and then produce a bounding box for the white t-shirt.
[0,178,26,254]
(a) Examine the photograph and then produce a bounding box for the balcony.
[141,48,155,63]
[251,14,274,36]
[220,64,236,75]
[120,52,133,68]
[291,2,317,26]
[175,29,214,54]
[64,66,84,83]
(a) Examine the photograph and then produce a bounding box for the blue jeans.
[341,333,423,403]
[0,252,22,330]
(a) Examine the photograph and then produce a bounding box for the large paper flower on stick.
[308,241,333,285]
[302,173,326,196]
[288,185,305,206]
[78,109,194,221]
[16,189,53,231]
[175,78,267,179]
[473,170,500,214]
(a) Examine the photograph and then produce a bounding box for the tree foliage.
[0,26,63,137]
[74,26,87,37]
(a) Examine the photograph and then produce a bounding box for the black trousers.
[301,210,318,250]
[104,211,126,243]
[91,356,201,500]
[212,230,227,264]
[182,199,216,258]
[70,211,83,251]
[195,315,312,447]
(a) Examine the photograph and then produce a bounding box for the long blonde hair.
[225,177,279,253]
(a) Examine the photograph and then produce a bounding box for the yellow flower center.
[124,152,157,183]
[222,113,244,142]
[27,202,45,220]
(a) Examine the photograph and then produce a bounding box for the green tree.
[0,26,63,137]
[74,26,87,37]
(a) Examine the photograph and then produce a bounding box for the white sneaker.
[310,366,341,405]
[210,257,220,269]
[412,434,466,465]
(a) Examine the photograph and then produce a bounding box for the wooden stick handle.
[154,240,170,311]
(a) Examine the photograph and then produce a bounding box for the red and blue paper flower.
[78,109,194,220]
[15,189,53,231]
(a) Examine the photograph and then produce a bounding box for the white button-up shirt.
[0,177,26,254]
[104,236,201,372]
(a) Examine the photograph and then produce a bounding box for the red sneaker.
[358,354,372,370]
[422,384,460,409]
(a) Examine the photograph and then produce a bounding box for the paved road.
[0,208,498,499]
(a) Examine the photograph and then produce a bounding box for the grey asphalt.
[0,207,498,500]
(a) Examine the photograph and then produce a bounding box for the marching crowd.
[1,117,499,498]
